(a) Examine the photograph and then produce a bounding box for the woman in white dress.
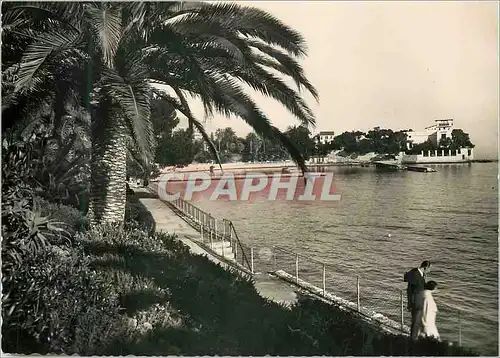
[415,280,440,340]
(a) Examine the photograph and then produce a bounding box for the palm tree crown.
[2,1,319,223]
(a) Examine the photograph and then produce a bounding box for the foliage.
[450,129,474,149]
[1,188,480,355]
[2,106,90,211]
[156,129,202,166]
[284,125,316,160]
[124,191,156,235]
[34,196,87,236]
[407,139,438,155]
[439,137,452,148]
[1,156,121,354]
[3,1,318,178]
[1,145,70,277]
[143,96,201,169]
[1,245,125,355]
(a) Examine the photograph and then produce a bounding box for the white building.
[402,147,474,164]
[402,119,474,163]
[193,130,209,151]
[193,131,203,141]
[316,131,336,144]
[406,119,454,150]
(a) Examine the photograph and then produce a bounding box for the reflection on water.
[194,163,498,355]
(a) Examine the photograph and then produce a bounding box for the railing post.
[400,289,404,330]
[322,264,326,296]
[251,247,254,274]
[229,222,233,247]
[209,224,213,249]
[200,223,204,242]
[221,238,225,257]
[233,224,238,261]
[356,275,360,312]
[214,219,218,240]
[272,246,277,272]
[295,253,299,284]
[458,310,462,347]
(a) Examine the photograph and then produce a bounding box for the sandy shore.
[160,162,297,174]
[158,161,363,174]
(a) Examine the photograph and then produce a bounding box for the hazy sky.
[177,1,499,159]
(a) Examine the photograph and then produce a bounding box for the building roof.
[318,131,336,135]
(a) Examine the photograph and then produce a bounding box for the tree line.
[151,107,475,166]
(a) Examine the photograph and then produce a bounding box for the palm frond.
[85,3,122,68]
[191,3,307,56]
[198,58,315,127]
[247,39,319,101]
[101,52,153,164]
[174,86,222,170]
[12,29,80,92]
[186,75,308,172]
[149,21,250,66]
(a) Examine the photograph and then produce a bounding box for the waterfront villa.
[316,131,336,144]
[406,118,453,150]
[401,147,474,164]
[402,119,474,164]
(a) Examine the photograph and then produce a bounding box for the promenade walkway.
[133,188,298,306]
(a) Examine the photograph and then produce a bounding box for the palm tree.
[2,1,319,224]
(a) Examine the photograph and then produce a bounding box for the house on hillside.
[405,119,453,150]
[402,119,474,164]
[193,130,209,151]
[316,131,336,144]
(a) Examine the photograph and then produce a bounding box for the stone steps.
[205,240,235,261]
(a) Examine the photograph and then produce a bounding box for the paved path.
[134,188,298,306]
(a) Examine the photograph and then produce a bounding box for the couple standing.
[405,260,441,341]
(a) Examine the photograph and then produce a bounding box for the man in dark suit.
[405,260,431,340]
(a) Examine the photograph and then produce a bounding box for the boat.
[373,161,406,171]
[406,166,436,173]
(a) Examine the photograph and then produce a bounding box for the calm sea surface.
[193,163,498,355]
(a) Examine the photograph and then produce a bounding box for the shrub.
[2,143,121,355]
[1,153,69,279]
[34,196,87,236]
[2,244,125,355]
[124,192,156,235]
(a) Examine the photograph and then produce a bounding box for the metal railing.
[270,245,409,334]
[269,245,469,347]
[148,182,252,272]
[147,182,472,350]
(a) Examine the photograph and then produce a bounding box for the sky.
[175,1,499,159]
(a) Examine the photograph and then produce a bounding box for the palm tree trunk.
[88,120,127,225]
